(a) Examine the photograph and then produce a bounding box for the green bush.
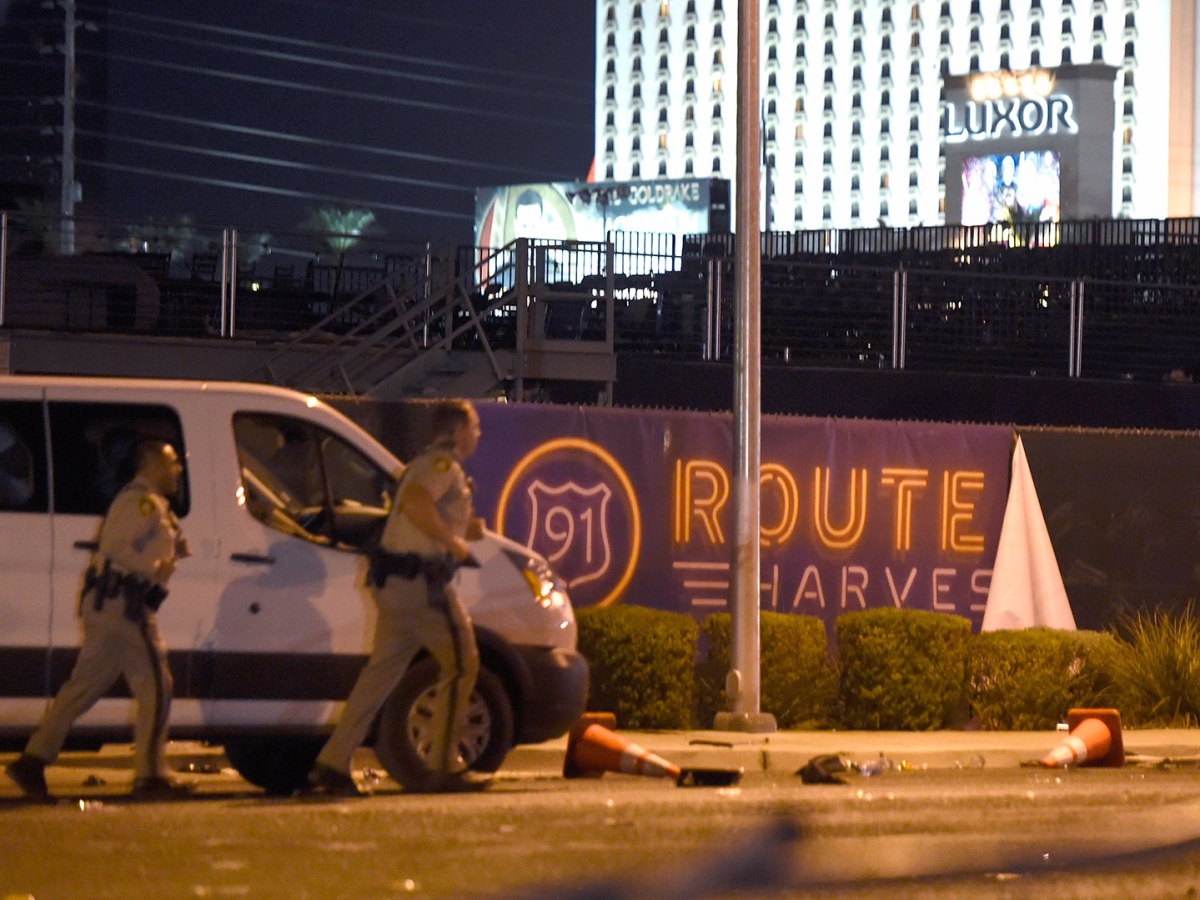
[967,629,1122,729]
[575,605,698,729]
[837,608,972,730]
[1106,604,1200,727]
[697,612,837,728]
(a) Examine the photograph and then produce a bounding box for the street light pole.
[714,0,775,733]
[60,0,77,255]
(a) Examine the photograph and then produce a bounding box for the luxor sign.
[944,68,1080,144]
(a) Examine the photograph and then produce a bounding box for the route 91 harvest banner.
[469,404,1014,631]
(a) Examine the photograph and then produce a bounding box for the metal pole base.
[713,711,778,733]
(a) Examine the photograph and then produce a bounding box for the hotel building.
[592,0,1200,228]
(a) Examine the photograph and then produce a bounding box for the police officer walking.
[5,440,191,801]
[307,400,489,795]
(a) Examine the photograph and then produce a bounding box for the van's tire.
[224,736,322,796]
[375,658,515,789]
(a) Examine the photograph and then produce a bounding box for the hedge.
[837,608,973,730]
[574,603,1150,732]
[967,628,1123,729]
[575,604,698,729]
[696,612,836,728]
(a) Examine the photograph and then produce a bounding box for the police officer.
[307,400,488,795]
[5,440,190,801]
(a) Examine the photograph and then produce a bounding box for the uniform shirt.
[379,439,473,558]
[96,475,181,587]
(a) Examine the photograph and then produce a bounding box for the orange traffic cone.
[1041,708,1125,768]
[563,720,681,780]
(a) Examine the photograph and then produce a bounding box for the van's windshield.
[232,413,394,550]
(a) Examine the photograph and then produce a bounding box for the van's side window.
[233,413,394,550]
[0,401,48,513]
[48,402,188,516]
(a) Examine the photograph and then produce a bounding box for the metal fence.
[6,209,1200,386]
[0,210,443,336]
[661,258,1200,382]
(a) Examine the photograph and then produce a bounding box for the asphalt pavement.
[8,723,1200,798]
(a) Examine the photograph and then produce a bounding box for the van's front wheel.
[375,658,515,790]
[223,736,322,796]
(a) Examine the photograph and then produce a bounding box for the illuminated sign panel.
[962,151,1061,226]
[471,404,1011,631]
[944,96,1078,143]
[942,64,1117,225]
[474,177,727,251]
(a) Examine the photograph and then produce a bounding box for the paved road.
[3,731,1200,900]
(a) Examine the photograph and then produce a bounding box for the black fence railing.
[7,210,1200,385]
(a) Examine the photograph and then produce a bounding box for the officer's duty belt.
[83,559,169,621]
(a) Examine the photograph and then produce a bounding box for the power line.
[77,47,589,131]
[77,100,570,181]
[96,19,590,107]
[75,128,475,194]
[88,3,593,91]
[74,158,474,222]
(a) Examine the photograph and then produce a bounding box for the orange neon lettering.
[941,471,986,553]
[674,459,729,546]
[760,463,800,547]
[813,467,868,549]
[880,467,929,551]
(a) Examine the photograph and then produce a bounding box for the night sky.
[36,0,597,247]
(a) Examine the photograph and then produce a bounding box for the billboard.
[942,65,1117,224]
[468,403,1012,633]
[961,151,1061,226]
[474,178,727,251]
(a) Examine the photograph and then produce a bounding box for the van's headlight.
[506,551,567,609]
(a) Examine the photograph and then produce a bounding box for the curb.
[501,728,1200,776]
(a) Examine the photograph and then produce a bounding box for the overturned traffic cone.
[1041,708,1125,768]
[563,719,681,780]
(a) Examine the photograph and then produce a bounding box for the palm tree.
[300,207,377,254]
[299,207,379,298]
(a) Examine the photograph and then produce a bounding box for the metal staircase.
[248,239,616,402]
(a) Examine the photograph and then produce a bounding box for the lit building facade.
[593,0,1200,229]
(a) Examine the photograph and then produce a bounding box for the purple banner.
[469,404,1013,630]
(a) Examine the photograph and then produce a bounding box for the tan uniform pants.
[316,574,478,775]
[26,592,172,780]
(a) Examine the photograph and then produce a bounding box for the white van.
[0,376,588,794]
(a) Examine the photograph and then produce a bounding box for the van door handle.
[74,541,99,551]
[230,552,276,565]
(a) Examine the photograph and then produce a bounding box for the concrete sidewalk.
[502,727,1200,775]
